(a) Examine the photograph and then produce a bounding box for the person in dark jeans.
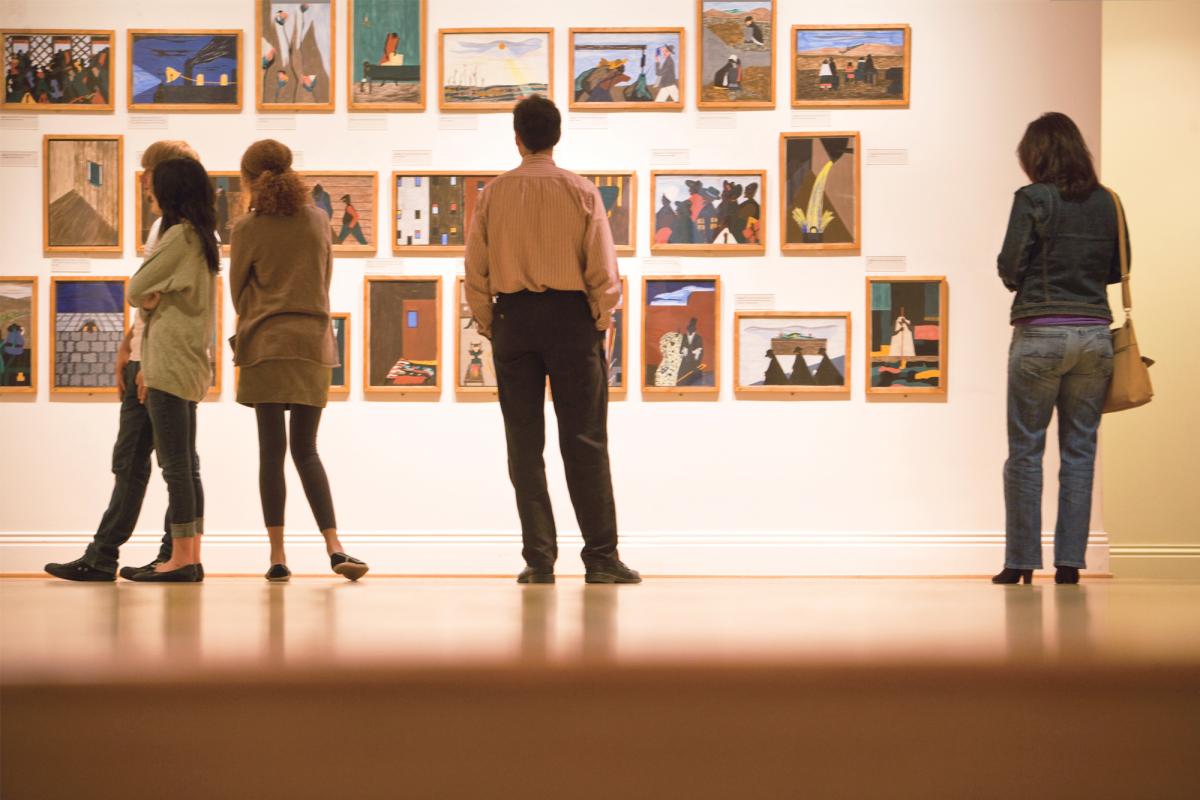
[465,95,640,585]
[993,112,1130,586]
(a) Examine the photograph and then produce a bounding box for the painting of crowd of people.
[3,31,112,109]
[652,172,765,252]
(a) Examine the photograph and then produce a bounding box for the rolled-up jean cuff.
[170,522,198,539]
[195,517,204,535]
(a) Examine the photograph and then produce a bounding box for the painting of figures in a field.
[393,173,497,252]
[349,0,423,109]
[0,279,35,391]
[570,29,682,110]
[782,133,859,251]
[643,277,720,394]
[868,278,948,396]
[129,31,241,111]
[257,1,334,110]
[440,29,551,110]
[652,172,764,253]
[735,312,849,395]
[366,277,440,392]
[44,135,121,252]
[2,31,112,110]
[699,1,774,108]
[51,278,127,393]
[792,25,909,107]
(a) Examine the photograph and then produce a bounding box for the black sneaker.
[44,558,115,582]
[119,560,162,580]
[517,567,555,584]
[128,563,203,583]
[585,560,642,584]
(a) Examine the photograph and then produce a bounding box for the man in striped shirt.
[465,95,640,585]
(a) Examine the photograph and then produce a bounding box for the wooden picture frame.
[297,171,379,255]
[581,171,638,257]
[50,276,128,395]
[206,275,225,400]
[734,311,851,398]
[438,28,554,112]
[347,0,426,112]
[329,312,350,397]
[391,171,500,255]
[0,277,38,394]
[791,24,911,109]
[363,276,441,396]
[453,275,496,399]
[568,28,684,112]
[43,134,122,254]
[697,0,776,109]
[1,30,115,112]
[865,276,948,398]
[641,275,721,397]
[607,277,630,398]
[649,170,766,255]
[136,170,246,255]
[780,132,861,253]
[127,30,243,112]
[255,0,337,112]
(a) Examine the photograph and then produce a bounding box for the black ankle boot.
[1055,566,1080,584]
[991,568,1033,584]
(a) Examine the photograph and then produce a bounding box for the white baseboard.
[1110,544,1200,579]
[0,531,1111,576]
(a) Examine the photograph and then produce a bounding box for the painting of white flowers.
[780,132,860,252]
[256,0,336,111]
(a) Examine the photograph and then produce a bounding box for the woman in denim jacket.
[994,112,1130,585]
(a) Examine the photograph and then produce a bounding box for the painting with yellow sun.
[439,28,553,111]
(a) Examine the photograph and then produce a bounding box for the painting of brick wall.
[54,312,123,388]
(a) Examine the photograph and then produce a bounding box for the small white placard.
[571,113,609,130]
[866,256,908,273]
[650,147,690,166]
[0,115,39,130]
[0,151,37,167]
[643,258,682,274]
[790,111,832,128]
[291,150,305,167]
[257,115,297,130]
[129,115,169,130]
[366,259,403,273]
[348,115,388,131]
[51,259,92,274]
[867,148,909,166]
[735,293,775,310]
[696,112,737,130]
[392,149,434,167]
[439,115,479,131]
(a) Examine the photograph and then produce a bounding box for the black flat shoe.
[265,564,291,582]
[330,553,369,582]
[44,558,115,582]
[119,560,162,580]
[1055,566,1081,584]
[991,568,1033,584]
[128,563,203,583]
[517,567,555,584]
[585,560,642,584]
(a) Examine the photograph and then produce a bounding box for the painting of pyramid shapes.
[349,0,425,110]
[454,277,496,397]
[867,277,948,397]
[51,277,128,393]
[792,24,910,108]
[650,171,766,254]
[698,1,775,109]
[298,172,378,254]
[330,312,350,396]
[734,311,850,397]
[642,276,720,396]
[439,28,553,111]
[781,132,860,252]
[582,172,637,256]
[392,172,499,254]
[43,135,122,253]
[128,30,242,112]
[570,28,684,111]
[364,276,441,394]
[256,0,336,111]
[137,171,246,255]
[0,278,37,393]
[1,30,114,111]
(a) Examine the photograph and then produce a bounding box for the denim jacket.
[997,183,1131,322]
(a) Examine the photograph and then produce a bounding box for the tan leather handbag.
[1103,189,1154,413]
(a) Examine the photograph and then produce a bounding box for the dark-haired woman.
[994,112,1130,586]
[230,139,367,583]
[127,157,220,582]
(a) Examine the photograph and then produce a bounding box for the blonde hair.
[141,140,200,171]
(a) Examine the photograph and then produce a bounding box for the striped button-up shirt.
[464,153,620,337]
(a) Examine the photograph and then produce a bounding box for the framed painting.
[43,135,122,254]
[438,28,553,111]
[791,24,910,109]
[50,277,128,394]
[0,278,37,393]
[348,0,425,111]
[569,28,683,111]
[255,0,336,112]
[364,276,441,395]
[734,311,850,397]
[136,170,246,255]
[391,172,499,254]
[650,171,765,255]
[128,30,242,112]
[1,30,114,111]
[780,132,860,252]
[642,276,720,396]
[454,277,496,397]
[606,277,629,397]
[330,312,350,396]
[207,276,225,400]
[297,172,378,255]
[697,1,775,109]
[866,277,948,397]
[582,171,637,256]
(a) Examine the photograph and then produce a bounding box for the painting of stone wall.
[52,278,127,392]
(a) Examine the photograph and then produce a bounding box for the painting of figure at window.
[0,280,34,390]
[45,136,121,251]
[3,31,112,108]
[350,0,423,109]
[367,277,440,391]
[868,278,947,394]
[643,278,718,391]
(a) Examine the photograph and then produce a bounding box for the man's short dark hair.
[513,95,561,153]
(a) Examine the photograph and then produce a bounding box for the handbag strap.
[1107,187,1132,316]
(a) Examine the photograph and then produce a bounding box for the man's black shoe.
[585,560,642,584]
[44,558,116,582]
[517,567,555,584]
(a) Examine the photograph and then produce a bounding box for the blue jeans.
[145,389,204,539]
[1004,326,1112,569]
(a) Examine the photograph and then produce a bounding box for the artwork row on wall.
[39,133,863,255]
[2,6,911,113]
[0,276,947,399]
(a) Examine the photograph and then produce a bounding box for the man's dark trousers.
[491,290,619,571]
[81,361,173,574]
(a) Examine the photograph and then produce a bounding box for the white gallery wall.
[0,0,1103,575]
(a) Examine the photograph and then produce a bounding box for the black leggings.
[255,404,337,531]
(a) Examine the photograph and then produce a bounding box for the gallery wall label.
[347,115,388,131]
[0,151,37,167]
[696,112,736,130]
[650,148,690,166]
[0,115,39,130]
[866,256,907,273]
[256,115,297,130]
[867,148,908,166]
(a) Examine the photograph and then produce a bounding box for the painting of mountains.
[256,0,335,111]
[699,1,775,108]
[735,312,850,396]
[43,135,122,253]
[792,25,910,107]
